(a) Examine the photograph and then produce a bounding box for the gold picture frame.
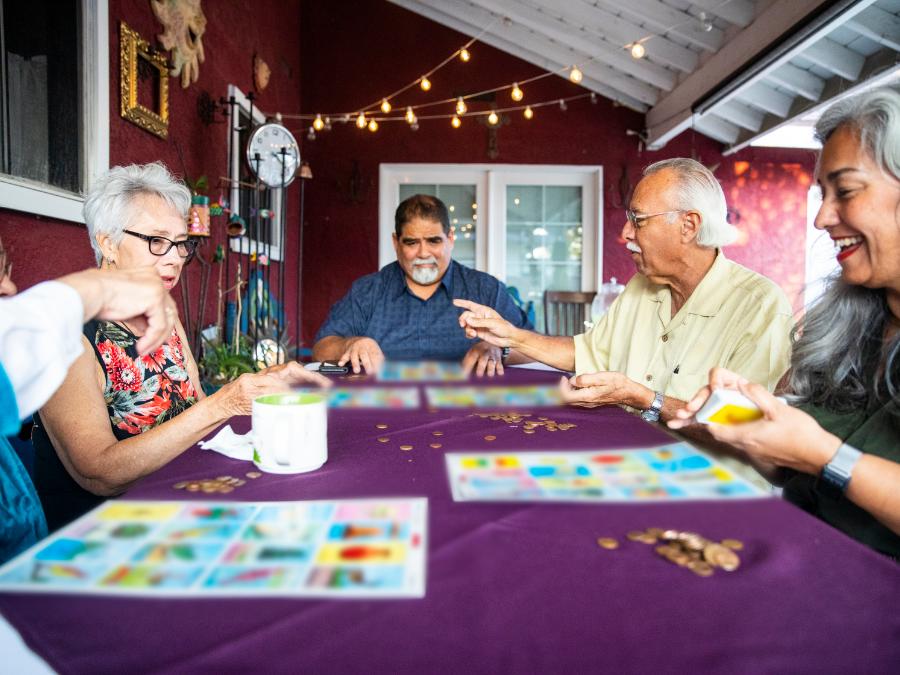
[120,22,169,139]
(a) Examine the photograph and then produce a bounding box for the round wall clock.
[246,122,300,188]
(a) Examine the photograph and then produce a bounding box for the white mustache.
[626,242,642,253]
[413,256,438,266]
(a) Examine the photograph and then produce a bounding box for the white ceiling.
[390,0,900,152]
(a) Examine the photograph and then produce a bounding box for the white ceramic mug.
[251,392,328,474]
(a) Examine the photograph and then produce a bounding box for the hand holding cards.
[694,389,764,425]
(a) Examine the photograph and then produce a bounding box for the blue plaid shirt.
[315,261,532,361]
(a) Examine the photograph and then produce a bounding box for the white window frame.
[0,0,109,223]
[227,84,284,261]
[379,163,603,292]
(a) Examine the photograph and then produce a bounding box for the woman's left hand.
[669,367,841,476]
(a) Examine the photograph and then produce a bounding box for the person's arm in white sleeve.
[0,281,85,420]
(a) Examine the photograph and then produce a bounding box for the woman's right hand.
[210,362,331,418]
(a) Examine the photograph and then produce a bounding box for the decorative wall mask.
[119,22,169,139]
[151,0,207,88]
[254,55,271,92]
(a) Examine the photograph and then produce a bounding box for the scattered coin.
[597,537,619,550]
[721,538,744,550]
[430,443,442,449]
[375,424,388,429]
[703,542,741,571]
[484,435,496,441]
[377,437,390,443]
[432,431,444,436]
[399,445,413,451]
[246,471,262,479]
[173,481,187,489]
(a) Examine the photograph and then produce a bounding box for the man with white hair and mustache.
[455,158,793,423]
[313,194,531,374]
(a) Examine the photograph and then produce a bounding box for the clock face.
[246,123,300,188]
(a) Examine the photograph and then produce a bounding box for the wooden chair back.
[543,290,596,336]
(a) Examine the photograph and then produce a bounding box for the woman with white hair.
[32,163,328,531]
[671,85,900,557]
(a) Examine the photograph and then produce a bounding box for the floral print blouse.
[89,320,198,437]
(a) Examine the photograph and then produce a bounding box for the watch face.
[246,123,300,188]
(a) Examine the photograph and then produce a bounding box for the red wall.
[0,0,815,353]
[298,1,815,342]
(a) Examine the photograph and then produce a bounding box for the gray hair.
[83,162,191,265]
[814,84,900,179]
[788,85,900,410]
[642,158,736,248]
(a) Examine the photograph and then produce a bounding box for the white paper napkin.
[198,424,255,461]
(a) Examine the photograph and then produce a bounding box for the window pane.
[506,185,541,224]
[1,0,80,192]
[397,183,476,268]
[505,185,583,332]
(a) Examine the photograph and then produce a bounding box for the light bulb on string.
[459,47,471,62]
[698,11,713,32]
[420,76,432,91]
[456,97,467,115]
[307,126,316,141]
[569,66,583,83]
[324,116,332,130]
[630,42,646,59]
[523,106,534,120]
[559,99,568,111]
[488,110,499,126]
[381,99,392,113]
[368,119,379,132]
[356,113,367,129]
[451,115,461,128]
[405,106,416,124]
[511,82,523,101]
[313,114,324,131]
[590,93,597,104]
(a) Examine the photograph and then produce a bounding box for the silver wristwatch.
[640,391,664,423]
[820,443,862,494]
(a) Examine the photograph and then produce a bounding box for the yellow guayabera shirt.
[574,251,794,402]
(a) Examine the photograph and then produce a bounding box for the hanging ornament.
[405,106,416,124]
[511,83,523,101]
[451,115,461,128]
[630,42,646,59]
[381,99,392,113]
[420,76,431,91]
[523,106,534,120]
[313,114,324,131]
[459,47,471,62]
[487,110,499,125]
[456,97,467,115]
[368,119,379,132]
[569,66,583,83]
[356,113,367,128]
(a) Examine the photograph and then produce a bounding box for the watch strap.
[500,346,511,365]
[640,391,664,423]
[820,443,862,496]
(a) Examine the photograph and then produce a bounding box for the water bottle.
[590,277,625,324]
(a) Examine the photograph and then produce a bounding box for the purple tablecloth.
[2,370,899,674]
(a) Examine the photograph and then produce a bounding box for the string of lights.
[273,3,728,136]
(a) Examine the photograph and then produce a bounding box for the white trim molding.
[0,0,109,224]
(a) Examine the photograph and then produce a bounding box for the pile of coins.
[471,412,577,435]
[597,528,743,577]
[173,472,262,494]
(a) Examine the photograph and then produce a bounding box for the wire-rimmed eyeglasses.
[625,209,683,228]
[123,230,198,260]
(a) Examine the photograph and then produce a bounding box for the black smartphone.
[318,362,349,374]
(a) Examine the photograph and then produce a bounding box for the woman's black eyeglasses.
[123,230,198,260]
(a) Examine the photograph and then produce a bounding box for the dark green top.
[783,399,900,558]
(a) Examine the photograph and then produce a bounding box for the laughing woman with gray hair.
[32,163,329,531]
[671,85,900,557]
